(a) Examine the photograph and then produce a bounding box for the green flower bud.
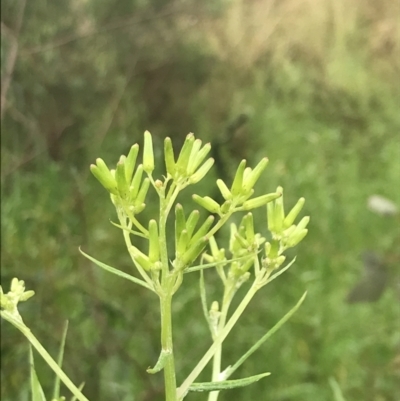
[176,133,195,175]
[125,144,139,184]
[189,158,214,184]
[130,247,152,271]
[216,179,232,200]
[242,157,269,193]
[234,232,249,249]
[134,203,146,214]
[186,210,200,239]
[175,204,186,246]
[192,195,220,214]
[187,139,203,175]
[244,213,255,244]
[116,157,129,198]
[230,160,247,196]
[189,142,212,175]
[164,137,176,178]
[264,242,271,256]
[19,290,35,302]
[189,216,215,247]
[148,220,160,263]
[283,197,305,229]
[286,229,308,247]
[242,192,281,210]
[90,159,118,195]
[229,223,239,254]
[208,236,219,259]
[143,130,155,174]
[130,164,144,199]
[177,229,190,257]
[134,178,150,209]
[220,200,232,214]
[181,237,208,267]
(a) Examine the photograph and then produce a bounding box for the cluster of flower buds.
[262,186,310,271]
[193,158,281,216]
[164,133,215,185]
[90,137,149,214]
[0,278,35,316]
[173,204,216,270]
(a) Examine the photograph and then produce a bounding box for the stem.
[2,311,89,401]
[160,289,177,401]
[208,285,235,401]
[177,278,262,400]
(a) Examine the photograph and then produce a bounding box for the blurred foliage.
[1,0,399,400]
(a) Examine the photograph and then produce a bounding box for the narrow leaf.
[188,372,270,392]
[29,346,47,401]
[52,320,69,400]
[79,248,154,291]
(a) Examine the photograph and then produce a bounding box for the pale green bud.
[189,142,212,175]
[220,200,232,214]
[192,195,220,214]
[189,216,215,247]
[130,247,152,271]
[148,220,160,263]
[283,197,305,229]
[242,157,269,192]
[177,229,190,257]
[181,237,208,267]
[143,131,155,174]
[187,139,203,175]
[19,290,35,302]
[242,192,281,210]
[286,229,308,247]
[116,157,129,198]
[176,133,195,175]
[231,160,247,196]
[125,144,139,184]
[134,178,150,209]
[189,158,214,184]
[130,164,144,199]
[164,137,176,177]
[264,242,271,256]
[216,179,232,200]
[90,159,118,195]
[175,204,186,246]
[244,213,255,244]
[186,210,200,239]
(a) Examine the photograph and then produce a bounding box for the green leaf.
[79,248,154,291]
[188,372,270,392]
[29,346,47,401]
[224,291,307,378]
[52,321,69,401]
[146,349,171,374]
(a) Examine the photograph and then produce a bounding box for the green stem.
[208,285,235,401]
[177,277,262,400]
[2,311,89,401]
[160,289,178,401]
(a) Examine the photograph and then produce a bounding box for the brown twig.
[1,0,27,120]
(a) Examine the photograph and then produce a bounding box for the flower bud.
[189,142,212,175]
[116,157,129,198]
[134,178,150,209]
[90,159,118,195]
[187,139,203,175]
[192,195,220,214]
[189,216,215,247]
[130,164,144,199]
[175,204,186,246]
[143,131,155,174]
[186,210,200,239]
[125,144,139,184]
[216,179,232,200]
[283,197,305,229]
[189,158,214,184]
[130,247,152,271]
[230,160,246,196]
[164,137,176,177]
[242,157,269,192]
[242,192,281,210]
[148,220,160,263]
[176,133,195,175]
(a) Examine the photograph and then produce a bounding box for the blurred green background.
[1,0,399,400]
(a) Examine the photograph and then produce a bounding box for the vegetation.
[2,0,399,400]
